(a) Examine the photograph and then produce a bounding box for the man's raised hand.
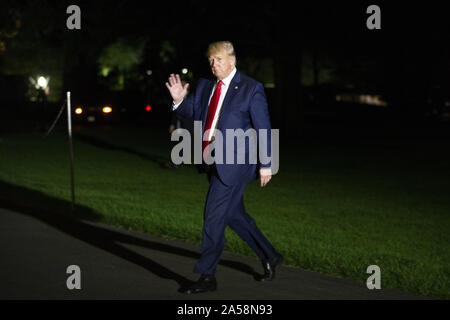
[165,74,189,105]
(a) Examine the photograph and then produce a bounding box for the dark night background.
[1,0,450,300]
[1,1,449,136]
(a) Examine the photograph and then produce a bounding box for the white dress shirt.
[172,68,236,142]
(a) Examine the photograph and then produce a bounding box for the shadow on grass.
[0,179,259,294]
[74,132,172,169]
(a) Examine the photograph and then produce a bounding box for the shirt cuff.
[259,168,272,176]
[172,100,183,111]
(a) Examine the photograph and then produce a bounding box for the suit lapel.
[217,71,241,126]
[201,71,241,127]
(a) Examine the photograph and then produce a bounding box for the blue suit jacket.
[174,70,272,185]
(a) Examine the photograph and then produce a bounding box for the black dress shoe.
[258,253,283,282]
[181,275,217,294]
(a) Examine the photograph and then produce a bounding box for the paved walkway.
[0,207,428,300]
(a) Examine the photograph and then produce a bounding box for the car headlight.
[102,106,112,114]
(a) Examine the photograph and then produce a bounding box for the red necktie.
[203,80,223,152]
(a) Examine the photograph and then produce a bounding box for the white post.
[66,91,75,210]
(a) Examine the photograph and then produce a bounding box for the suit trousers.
[194,165,277,275]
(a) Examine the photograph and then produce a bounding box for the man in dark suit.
[165,41,282,294]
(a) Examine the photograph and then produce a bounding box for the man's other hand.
[259,168,272,187]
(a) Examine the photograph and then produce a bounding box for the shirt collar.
[219,68,237,87]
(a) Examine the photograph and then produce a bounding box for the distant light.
[75,107,83,115]
[336,93,388,107]
[37,76,48,89]
[146,105,152,111]
[181,68,188,74]
[101,67,111,77]
[102,106,112,114]
[87,116,96,122]
[146,69,153,76]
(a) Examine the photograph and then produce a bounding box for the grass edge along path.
[0,131,448,299]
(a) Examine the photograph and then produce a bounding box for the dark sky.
[2,1,449,66]
[1,1,450,103]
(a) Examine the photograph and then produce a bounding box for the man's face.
[208,50,235,80]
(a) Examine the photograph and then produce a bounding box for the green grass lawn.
[0,125,449,298]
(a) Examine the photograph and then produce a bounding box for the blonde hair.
[206,41,236,63]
